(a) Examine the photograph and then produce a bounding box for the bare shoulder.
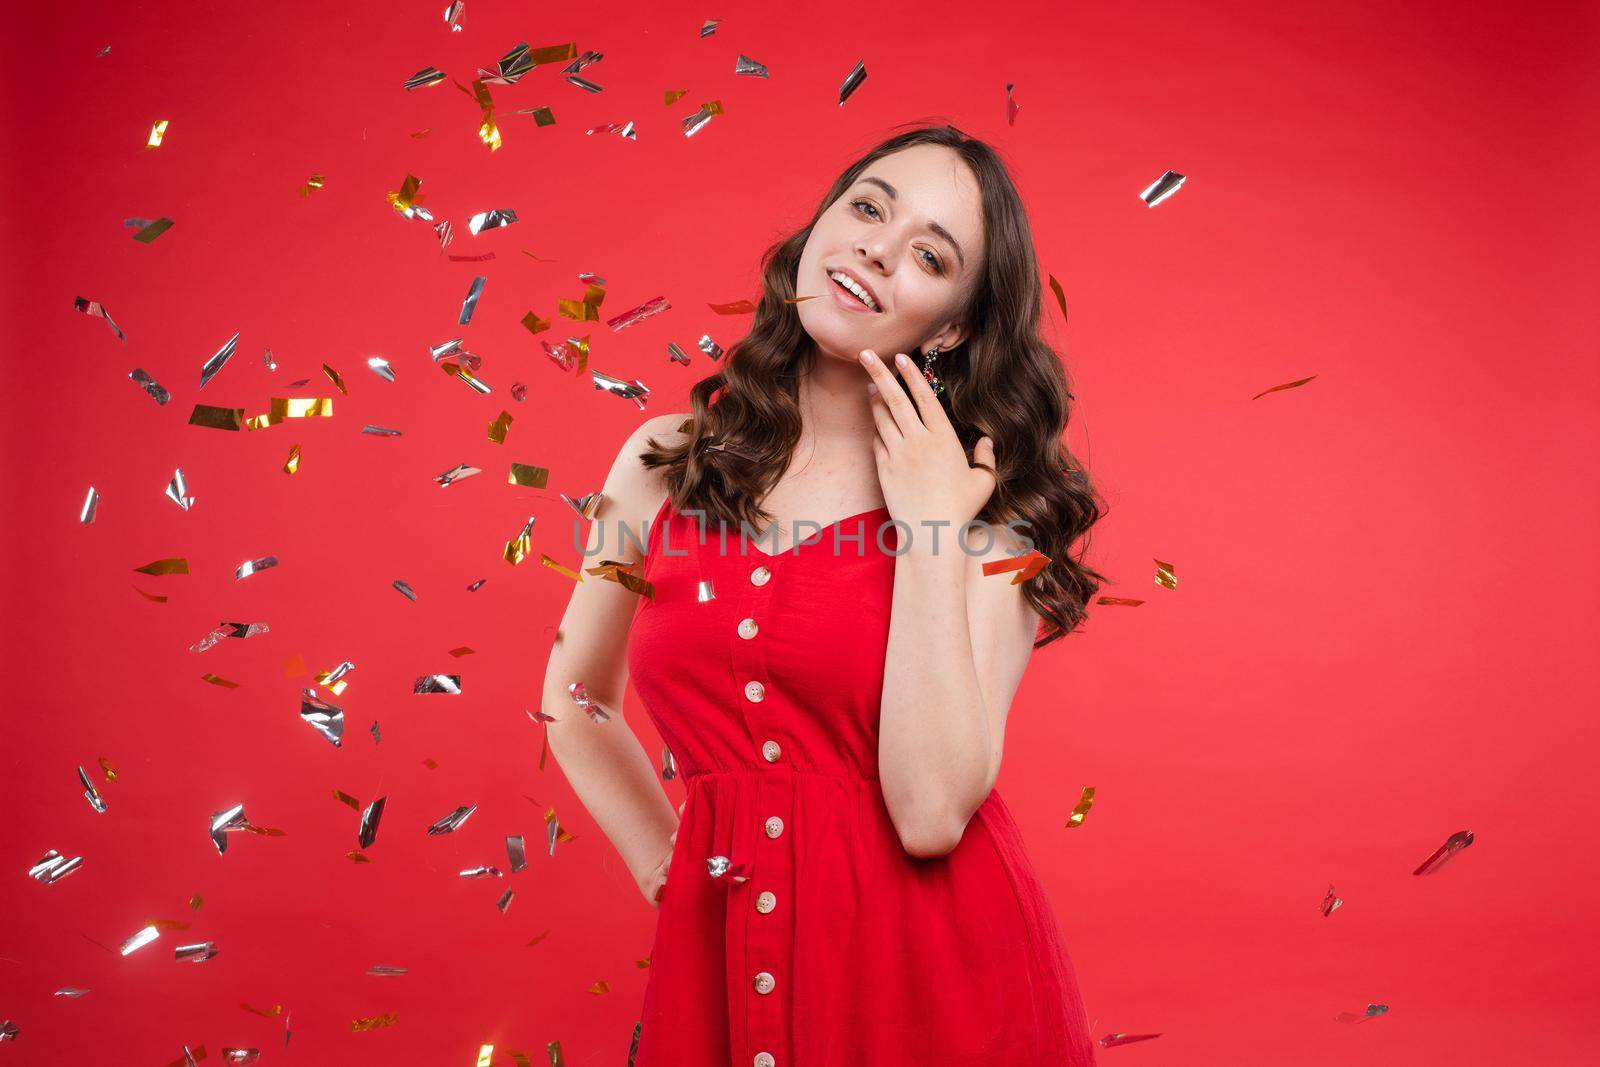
[597,413,693,557]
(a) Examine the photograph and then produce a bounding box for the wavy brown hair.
[640,121,1107,648]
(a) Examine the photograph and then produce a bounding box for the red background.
[4,0,1597,1063]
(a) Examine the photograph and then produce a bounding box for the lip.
[824,266,883,313]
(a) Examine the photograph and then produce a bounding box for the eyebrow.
[858,175,966,271]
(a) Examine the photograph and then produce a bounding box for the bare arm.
[542,412,690,903]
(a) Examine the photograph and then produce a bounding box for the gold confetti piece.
[333,789,361,811]
[682,101,722,137]
[200,673,240,688]
[981,548,1050,584]
[422,757,439,770]
[488,410,513,443]
[708,298,756,315]
[146,119,169,148]
[282,444,301,475]
[511,105,556,126]
[99,757,118,783]
[189,404,244,431]
[272,397,334,418]
[508,463,548,488]
[563,491,603,519]
[322,363,348,395]
[587,560,653,599]
[539,553,582,582]
[1096,595,1144,606]
[1139,169,1186,207]
[131,217,174,243]
[636,956,651,968]
[345,849,371,864]
[587,980,611,995]
[1154,557,1177,589]
[477,1046,494,1067]
[1413,830,1474,875]
[74,296,126,342]
[134,557,189,576]
[315,660,355,696]
[548,1040,567,1067]
[522,311,550,336]
[240,1002,283,1018]
[504,516,536,565]
[1006,81,1022,126]
[1065,786,1096,828]
[350,1011,398,1032]
[1250,374,1317,400]
[664,89,688,105]
[132,584,168,602]
[1047,274,1068,323]
[186,894,202,909]
[410,127,432,138]
[447,646,474,657]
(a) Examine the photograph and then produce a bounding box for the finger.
[866,382,902,442]
[859,349,919,435]
[893,351,949,431]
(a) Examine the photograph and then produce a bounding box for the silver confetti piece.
[699,18,720,37]
[29,849,84,884]
[362,425,403,436]
[392,579,417,601]
[591,370,650,409]
[496,888,514,913]
[666,342,691,365]
[583,118,635,138]
[1413,830,1475,876]
[468,208,519,235]
[80,486,99,523]
[696,580,716,603]
[546,813,561,857]
[222,1049,261,1064]
[129,368,171,405]
[319,661,355,689]
[458,276,487,325]
[430,337,464,361]
[1,1020,16,1041]
[459,865,502,878]
[562,49,603,75]
[433,219,453,253]
[78,765,106,813]
[235,555,279,580]
[696,334,724,361]
[74,296,126,342]
[506,835,528,873]
[165,467,195,511]
[359,796,386,849]
[661,747,677,781]
[435,463,482,487]
[567,681,611,723]
[838,59,866,106]
[120,925,160,955]
[1138,169,1186,207]
[367,965,407,976]
[300,692,344,747]
[198,331,241,388]
[175,941,219,963]
[370,720,382,744]
[210,803,248,854]
[404,65,447,91]
[263,347,277,370]
[734,54,770,78]
[415,669,463,693]
[53,988,90,998]
[605,296,671,332]
[443,0,464,31]
[706,855,731,878]
[479,42,533,85]
[682,106,716,138]
[367,356,395,382]
[428,804,477,835]
[563,491,603,519]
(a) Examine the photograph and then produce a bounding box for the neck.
[795,350,879,462]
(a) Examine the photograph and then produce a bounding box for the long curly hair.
[640,121,1108,648]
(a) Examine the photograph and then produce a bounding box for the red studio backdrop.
[3,0,1597,1063]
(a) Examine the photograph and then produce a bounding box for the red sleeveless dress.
[626,495,1098,1066]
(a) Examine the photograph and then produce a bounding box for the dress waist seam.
[683,767,879,783]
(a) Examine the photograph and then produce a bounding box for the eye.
[849,199,946,275]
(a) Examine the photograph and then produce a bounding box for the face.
[795,143,985,366]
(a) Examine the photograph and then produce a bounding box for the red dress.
[626,495,1098,1066]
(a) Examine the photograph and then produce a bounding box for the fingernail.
[860,350,875,365]
[895,352,908,366]
[867,382,878,395]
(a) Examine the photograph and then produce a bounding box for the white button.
[750,566,771,586]
[738,617,759,639]
[756,890,776,914]
[761,740,781,763]
[744,680,766,703]
[753,970,775,995]
[764,815,784,839]
[754,1054,775,1067]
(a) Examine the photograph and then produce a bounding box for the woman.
[544,122,1107,1065]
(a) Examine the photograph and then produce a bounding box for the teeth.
[829,271,878,311]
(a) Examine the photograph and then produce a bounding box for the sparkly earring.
[922,346,946,395]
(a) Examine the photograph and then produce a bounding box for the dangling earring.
[922,346,946,395]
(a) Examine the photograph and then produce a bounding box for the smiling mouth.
[829,274,881,313]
